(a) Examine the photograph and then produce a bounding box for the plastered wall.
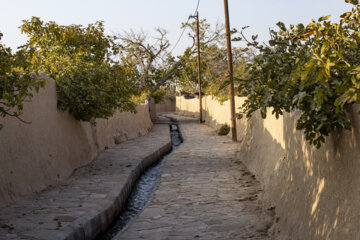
[155,97,176,113]
[0,74,152,205]
[176,96,360,240]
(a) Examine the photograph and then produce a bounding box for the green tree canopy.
[176,19,249,102]
[20,17,136,122]
[237,0,360,148]
[0,32,45,128]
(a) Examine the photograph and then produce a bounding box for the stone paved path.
[117,115,273,240]
[0,124,171,240]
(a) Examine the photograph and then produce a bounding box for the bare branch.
[0,108,32,124]
[115,28,172,90]
[150,61,181,94]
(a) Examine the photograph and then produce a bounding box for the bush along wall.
[236,0,360,148]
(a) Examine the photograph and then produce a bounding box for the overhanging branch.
[150,61,181,94]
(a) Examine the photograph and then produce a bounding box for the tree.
[116,28,171,92]
[115,28,184,104]
[0,32,45,129]
[236,0,360,148]
[20,17,136,122]
[175,19,249,102]
[175,19,223,94]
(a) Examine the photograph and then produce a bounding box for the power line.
[169,0,200,54]
[194,0,200,14]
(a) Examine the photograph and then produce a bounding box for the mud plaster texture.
[155,98,176,113]
[0,124,171,240]
[118,115,273,240]
[0,74,153,205]
[176,96,360,240]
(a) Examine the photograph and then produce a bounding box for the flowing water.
[101,124,182,239]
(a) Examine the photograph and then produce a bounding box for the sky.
[0,0,354,56]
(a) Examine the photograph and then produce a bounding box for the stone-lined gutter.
[161,115,186,142]
[0,125,171,240]
[54,133,172,240]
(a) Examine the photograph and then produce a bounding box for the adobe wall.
[155,97,176,113]
[176,96,360,240]
[0,74,152,205]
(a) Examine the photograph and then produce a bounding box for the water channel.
[100,124,182,239]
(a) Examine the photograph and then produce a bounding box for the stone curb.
[162,115,186,142]
[52,130,172,240]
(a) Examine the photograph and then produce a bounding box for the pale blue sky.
[0,0,353,56]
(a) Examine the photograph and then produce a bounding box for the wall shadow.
[176,96,360,240]
[241,107,360,240]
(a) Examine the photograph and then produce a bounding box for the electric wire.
[169,0,200,54]
[194,0,200,13]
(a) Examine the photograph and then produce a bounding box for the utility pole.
[223,0,237,141]
[195,11,203,123]
[189,12,203,123]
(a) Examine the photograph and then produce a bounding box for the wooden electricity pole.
[195,11,203,123]
[223,0,237,141]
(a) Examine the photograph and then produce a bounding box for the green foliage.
[20,17,135,122]
[218,124,230,136]
[237,1,360,148]
[150,89,167,104]
[131,92,148,104]
[0,32,45,124]
[56,63,136,121]
[132,87,173,104]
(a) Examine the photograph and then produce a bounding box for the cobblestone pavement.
[118,116,273,240]
[0,124,171,240]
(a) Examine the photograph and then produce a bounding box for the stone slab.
[118,115,274,240]
[0,124,171,240]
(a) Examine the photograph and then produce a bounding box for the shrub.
[218,124,230,136]
[150,89,167,104]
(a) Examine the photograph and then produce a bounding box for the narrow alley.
[118,115,273,239]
